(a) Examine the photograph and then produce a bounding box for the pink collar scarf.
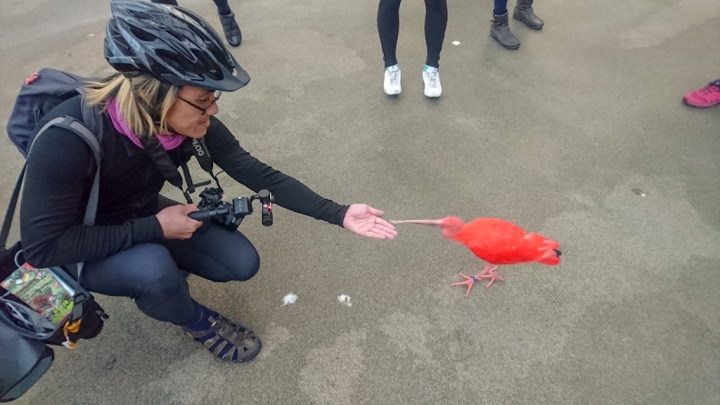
[107,99,185,150]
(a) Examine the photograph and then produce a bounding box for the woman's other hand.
[156,204,203,239]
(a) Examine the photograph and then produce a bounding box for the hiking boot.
[384,65,401,95]
[491,13,520,50]
[682,80,720,108]
[184,314,261,363]
[422,66,442,98]
[513,0,544,30]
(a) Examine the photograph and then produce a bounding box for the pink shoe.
[683,80,720,108]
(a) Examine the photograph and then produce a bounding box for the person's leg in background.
[490,0,520,50]
[422,0,447,98]
[150,0,242,47]
[378,0,403,95]
[212,0,242,47]
[513,0,544,30]
[683,80,720,108]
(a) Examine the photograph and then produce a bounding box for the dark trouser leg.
[160,221,260,283]
[213,0,242,46]
[213,0,232,14]
[378,0,402,68]
[155,195,260,283]
[81,198,260,325]
[424,0,447,68]
[493,0,508,16]
[81,243,198,325]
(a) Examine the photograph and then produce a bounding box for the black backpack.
[0,68,108,402]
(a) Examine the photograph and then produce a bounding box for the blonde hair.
[84,73,180,138]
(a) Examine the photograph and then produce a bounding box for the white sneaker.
[422,66,442,98]
[384,65,401,95]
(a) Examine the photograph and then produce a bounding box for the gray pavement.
[2,0,719,404]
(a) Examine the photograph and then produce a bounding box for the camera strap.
[190,138,214,173]
[140,136,221,204]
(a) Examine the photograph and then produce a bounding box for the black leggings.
[377,0,448,69]
[80,197,260,325]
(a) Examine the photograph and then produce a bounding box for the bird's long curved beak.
[390,219,443,226]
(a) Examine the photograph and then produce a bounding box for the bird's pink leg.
[451,265,497,296]
[478,265,504,288]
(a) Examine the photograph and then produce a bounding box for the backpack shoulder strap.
[1,116,102,249]
[0,167,26,251]
[31,116,101,226]
[33,116,101,166]
[30,116,102,324]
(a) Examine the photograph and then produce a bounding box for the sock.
[424,65,437,72]
[213,0,232,15]
[182,302,233,358]
[181,302,218,332]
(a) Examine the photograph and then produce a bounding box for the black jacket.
[20,96,348,267]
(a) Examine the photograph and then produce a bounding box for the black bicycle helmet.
[104,0,249,91]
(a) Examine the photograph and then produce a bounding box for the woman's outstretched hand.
[342,204,397,240]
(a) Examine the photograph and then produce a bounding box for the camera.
[188,187,274,230]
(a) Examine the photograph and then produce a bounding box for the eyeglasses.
[177,90,222,115]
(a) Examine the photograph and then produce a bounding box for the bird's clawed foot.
[451,266,504,296]
[479,267,504,288]
[451,272,479,297]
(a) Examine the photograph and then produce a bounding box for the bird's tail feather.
[525,232,562,265]
[538,251,561,265]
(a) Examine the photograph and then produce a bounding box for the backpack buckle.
[61,318,82,349]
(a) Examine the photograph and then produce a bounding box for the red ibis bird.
[391,217,561,296]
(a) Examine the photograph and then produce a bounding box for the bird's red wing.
[524,232,560,250]
[456,219,531,265]
[455,219,561,265]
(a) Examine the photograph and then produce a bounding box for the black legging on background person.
[377,0,447,97]
[377,0,448,68]
[150,0,242,46]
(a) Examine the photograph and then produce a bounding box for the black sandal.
[184,314,261,362]
[218,11,242,47]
